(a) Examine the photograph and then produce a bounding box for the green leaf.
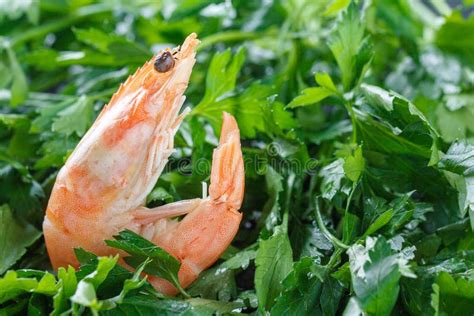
[0,270,58,305]
[438,142,474,227]
[70,256,119,310]
[0,205,41,275]
[439,141,474,176]
[0,60,12,88]
[102,295,244,316]
[261,166,284,230]
[305,119,352,145]
[287,72,338,109]
[73,28,149,63]
[0,161,45,221]
[195,82,274,138]
[343,145,365,182]
[232,84,272,138]
[255,220,293,312]
[343,298,365,316]
[6,47,28,107]
[328,2,373,91]
[188,116,210,180]
[435,103,474,143]
[187,266,236,301]
[431,283,440,316]
[343,210,361,245]
[52,266,77,315]
[375,0,424,53]
[434,271,474,314]
[73,28,117,53]
[321,276,344,316]
[74,247,98,265]
[101,295,191,315]
[0,0,40,24]
[192,50,286,138]
[363,209,393,237]
[435,12,474,66]
[324,0,351,16]
[52,96,93,137]
[220,246,257,271]
[99,259,148,310]
[271,257,326,315]
[74,257,134,305]
[30,98,73,133]
[0,271,38,304]
[195,48,245,110]
[105,230,183,294]
[70,281,99,309]
[192,47,295,138]
[287,87,335,109]
[359,84,439,164]
[402,253,474,316]
[187,297,246,314]
[34,136,75,169]
[0,113,29,129]
[0,114,34,161]
[315,72,338,93]
[35,272,57,295]
[71,250,152,312]
[28,293,49,316]
[320,159,348,200]
[78,256,118,289]
[446,172,474,220]
[261,101,298,136]
[347,236,415,316]
[6,122,38,160]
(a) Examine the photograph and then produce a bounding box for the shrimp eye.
[154,51,175,73]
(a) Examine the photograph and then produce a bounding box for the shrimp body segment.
[42,33,245,295]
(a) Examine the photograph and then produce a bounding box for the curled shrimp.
[42,33,245,295]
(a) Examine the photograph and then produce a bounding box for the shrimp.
[42,33,245,295]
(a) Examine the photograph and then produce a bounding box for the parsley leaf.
[105,230,185,296]
[255,216,293,312]
[346,236,415,315]
[328,2,373,91]
[0,205,41,274]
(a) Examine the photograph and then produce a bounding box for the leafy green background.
[1,0,474,315]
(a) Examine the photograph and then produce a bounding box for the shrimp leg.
[132,199,202,224]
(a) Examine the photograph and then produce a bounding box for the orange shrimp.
[42,33,245,295]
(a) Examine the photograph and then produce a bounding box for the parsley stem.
[344,102,358,144]
[314,197,349,250]
[10,4,111,47]
[199,30,276,50]
[89,88,117,101]
[344,182,357,215]
[326,248,343,270]
[282,172,296,232]
[342,182,358,244]
[171,274,190,298]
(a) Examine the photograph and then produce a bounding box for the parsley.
[1,1,474,314]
